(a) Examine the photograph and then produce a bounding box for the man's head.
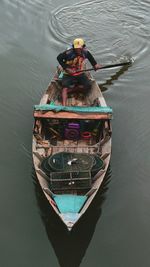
[73,38,85,49]
[73,38,85,55]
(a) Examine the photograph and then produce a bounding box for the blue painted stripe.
[53,194,87,213]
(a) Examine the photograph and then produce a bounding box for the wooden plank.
[40,94,49,104]
[36,169,49,181]
[34,111,111,120]
[33,151,44,160]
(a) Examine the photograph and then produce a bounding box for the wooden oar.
[76,60,132,73]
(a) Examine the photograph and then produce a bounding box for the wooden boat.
[32,70,112,231]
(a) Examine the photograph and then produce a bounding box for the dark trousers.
[62,73,91,92]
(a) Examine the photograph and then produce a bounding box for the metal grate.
[50,171,91,190]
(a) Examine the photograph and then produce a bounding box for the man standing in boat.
[57,38,101,105]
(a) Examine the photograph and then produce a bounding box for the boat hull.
[32,74,112,231]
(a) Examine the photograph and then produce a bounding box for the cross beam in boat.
[34,111,112,120]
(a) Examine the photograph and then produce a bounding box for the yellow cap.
[73,38,85,48]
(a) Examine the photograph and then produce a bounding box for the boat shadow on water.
[32,165,112,267]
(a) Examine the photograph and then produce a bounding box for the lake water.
[1,0,150,266]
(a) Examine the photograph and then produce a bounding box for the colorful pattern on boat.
[53,194,87,213]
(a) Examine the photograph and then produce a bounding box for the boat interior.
[39,75,104,108]
[33,116,111,195]
[33,73,112,196]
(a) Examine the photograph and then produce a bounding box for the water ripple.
[2,0,52,16]
[48,0,150,66]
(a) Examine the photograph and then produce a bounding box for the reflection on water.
[99,61,133,92]
[32,166,112,267]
